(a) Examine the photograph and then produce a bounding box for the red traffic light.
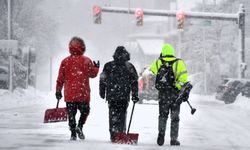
[93,5,102,24]
[135,8,143,17]
[135,8,143,26]
[176,10,185,21]
[93,5,101,15]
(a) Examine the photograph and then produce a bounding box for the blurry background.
[0,0,250,94]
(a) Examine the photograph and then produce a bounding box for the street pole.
[238,4,246,79]
[7,0,13,92]
[203,29,207,94]
[7,0,11,40]
[202,0,207,94]
[26,48,30,89]
[50,57,52,91]
[177,30,183,58]
[128,0,131,38]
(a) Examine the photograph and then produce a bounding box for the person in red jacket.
[56,36,99,140]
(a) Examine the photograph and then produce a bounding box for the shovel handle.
[187,100,196,115]
[187,100,193,109]
[56,99,60,108]
[127,102,136,134]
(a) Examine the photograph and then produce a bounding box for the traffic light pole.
[239,4,246,78]
[102,7,238,21]
[101,5,246,78]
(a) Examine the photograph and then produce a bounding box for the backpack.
[155,58,179,91]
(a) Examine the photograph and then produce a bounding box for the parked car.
[241,81,250,98]
[138,66,158,104]
[215,78,250,104]
[0,66,8,89]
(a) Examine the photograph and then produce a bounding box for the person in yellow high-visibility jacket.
[150,43,188,146]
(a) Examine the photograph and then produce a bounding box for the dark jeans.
[66,102,90,130]
[108,101,128,139]
[158,90,180,140]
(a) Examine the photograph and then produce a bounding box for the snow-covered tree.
[0,0,58,63]
[0,0,59,89]
[179,0,246,93]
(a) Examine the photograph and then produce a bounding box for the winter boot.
[110,132,115,142]
[157,132,165,146]
[70,128,77,140]
[76,127,85,140]
[170,139,180,146]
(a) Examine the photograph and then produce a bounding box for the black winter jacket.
[99,47,138,105]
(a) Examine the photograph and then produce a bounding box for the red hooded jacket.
[56,44,99,103]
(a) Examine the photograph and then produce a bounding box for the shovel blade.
[44,107,68,123]
[191,108,196,115]
[113,132,139,144]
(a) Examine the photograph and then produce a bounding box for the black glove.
[181,92,189,102]
[93,60,100,68]
[100,92,105,99]
[55,91,62,100]
[132,96,139,103]
[175,99,182,106]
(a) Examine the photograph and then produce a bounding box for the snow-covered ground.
[1,81,250,150]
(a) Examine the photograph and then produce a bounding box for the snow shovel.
[113,102,139,144]
[44,99,68,123]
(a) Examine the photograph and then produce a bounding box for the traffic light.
[176,10,185,29]
[93,5,102,24]
[135,8,143,26]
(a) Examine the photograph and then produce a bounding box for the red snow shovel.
[113,102,139,144]
[44,99,68,123]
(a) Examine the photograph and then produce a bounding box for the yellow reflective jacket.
[150,44,188,90]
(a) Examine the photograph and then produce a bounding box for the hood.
[161,43,175,57]
[113,46,130,62]
[69,40,84,55]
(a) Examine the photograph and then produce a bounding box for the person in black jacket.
[99,46,139,142]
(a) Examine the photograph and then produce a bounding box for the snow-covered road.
[1,86,250,150]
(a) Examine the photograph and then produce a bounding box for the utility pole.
[239,4,246,79]
[176,1,183,59]
[7,0,11,40]
[128,0,131,33]
[7,0,13,92]
[50,57,52,91]
[202,0,207,94]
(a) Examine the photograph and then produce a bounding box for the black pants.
[108,101,128,139]
[158,90,180,140]
[66,102,90,130]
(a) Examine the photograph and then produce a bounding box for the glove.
[99,86,105,99]
[175,99,182,106]
[100,92,105,99]
[93,60,100,68]
[55,91,62,100]
[181,92,189,102]
[132,96,139,103]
